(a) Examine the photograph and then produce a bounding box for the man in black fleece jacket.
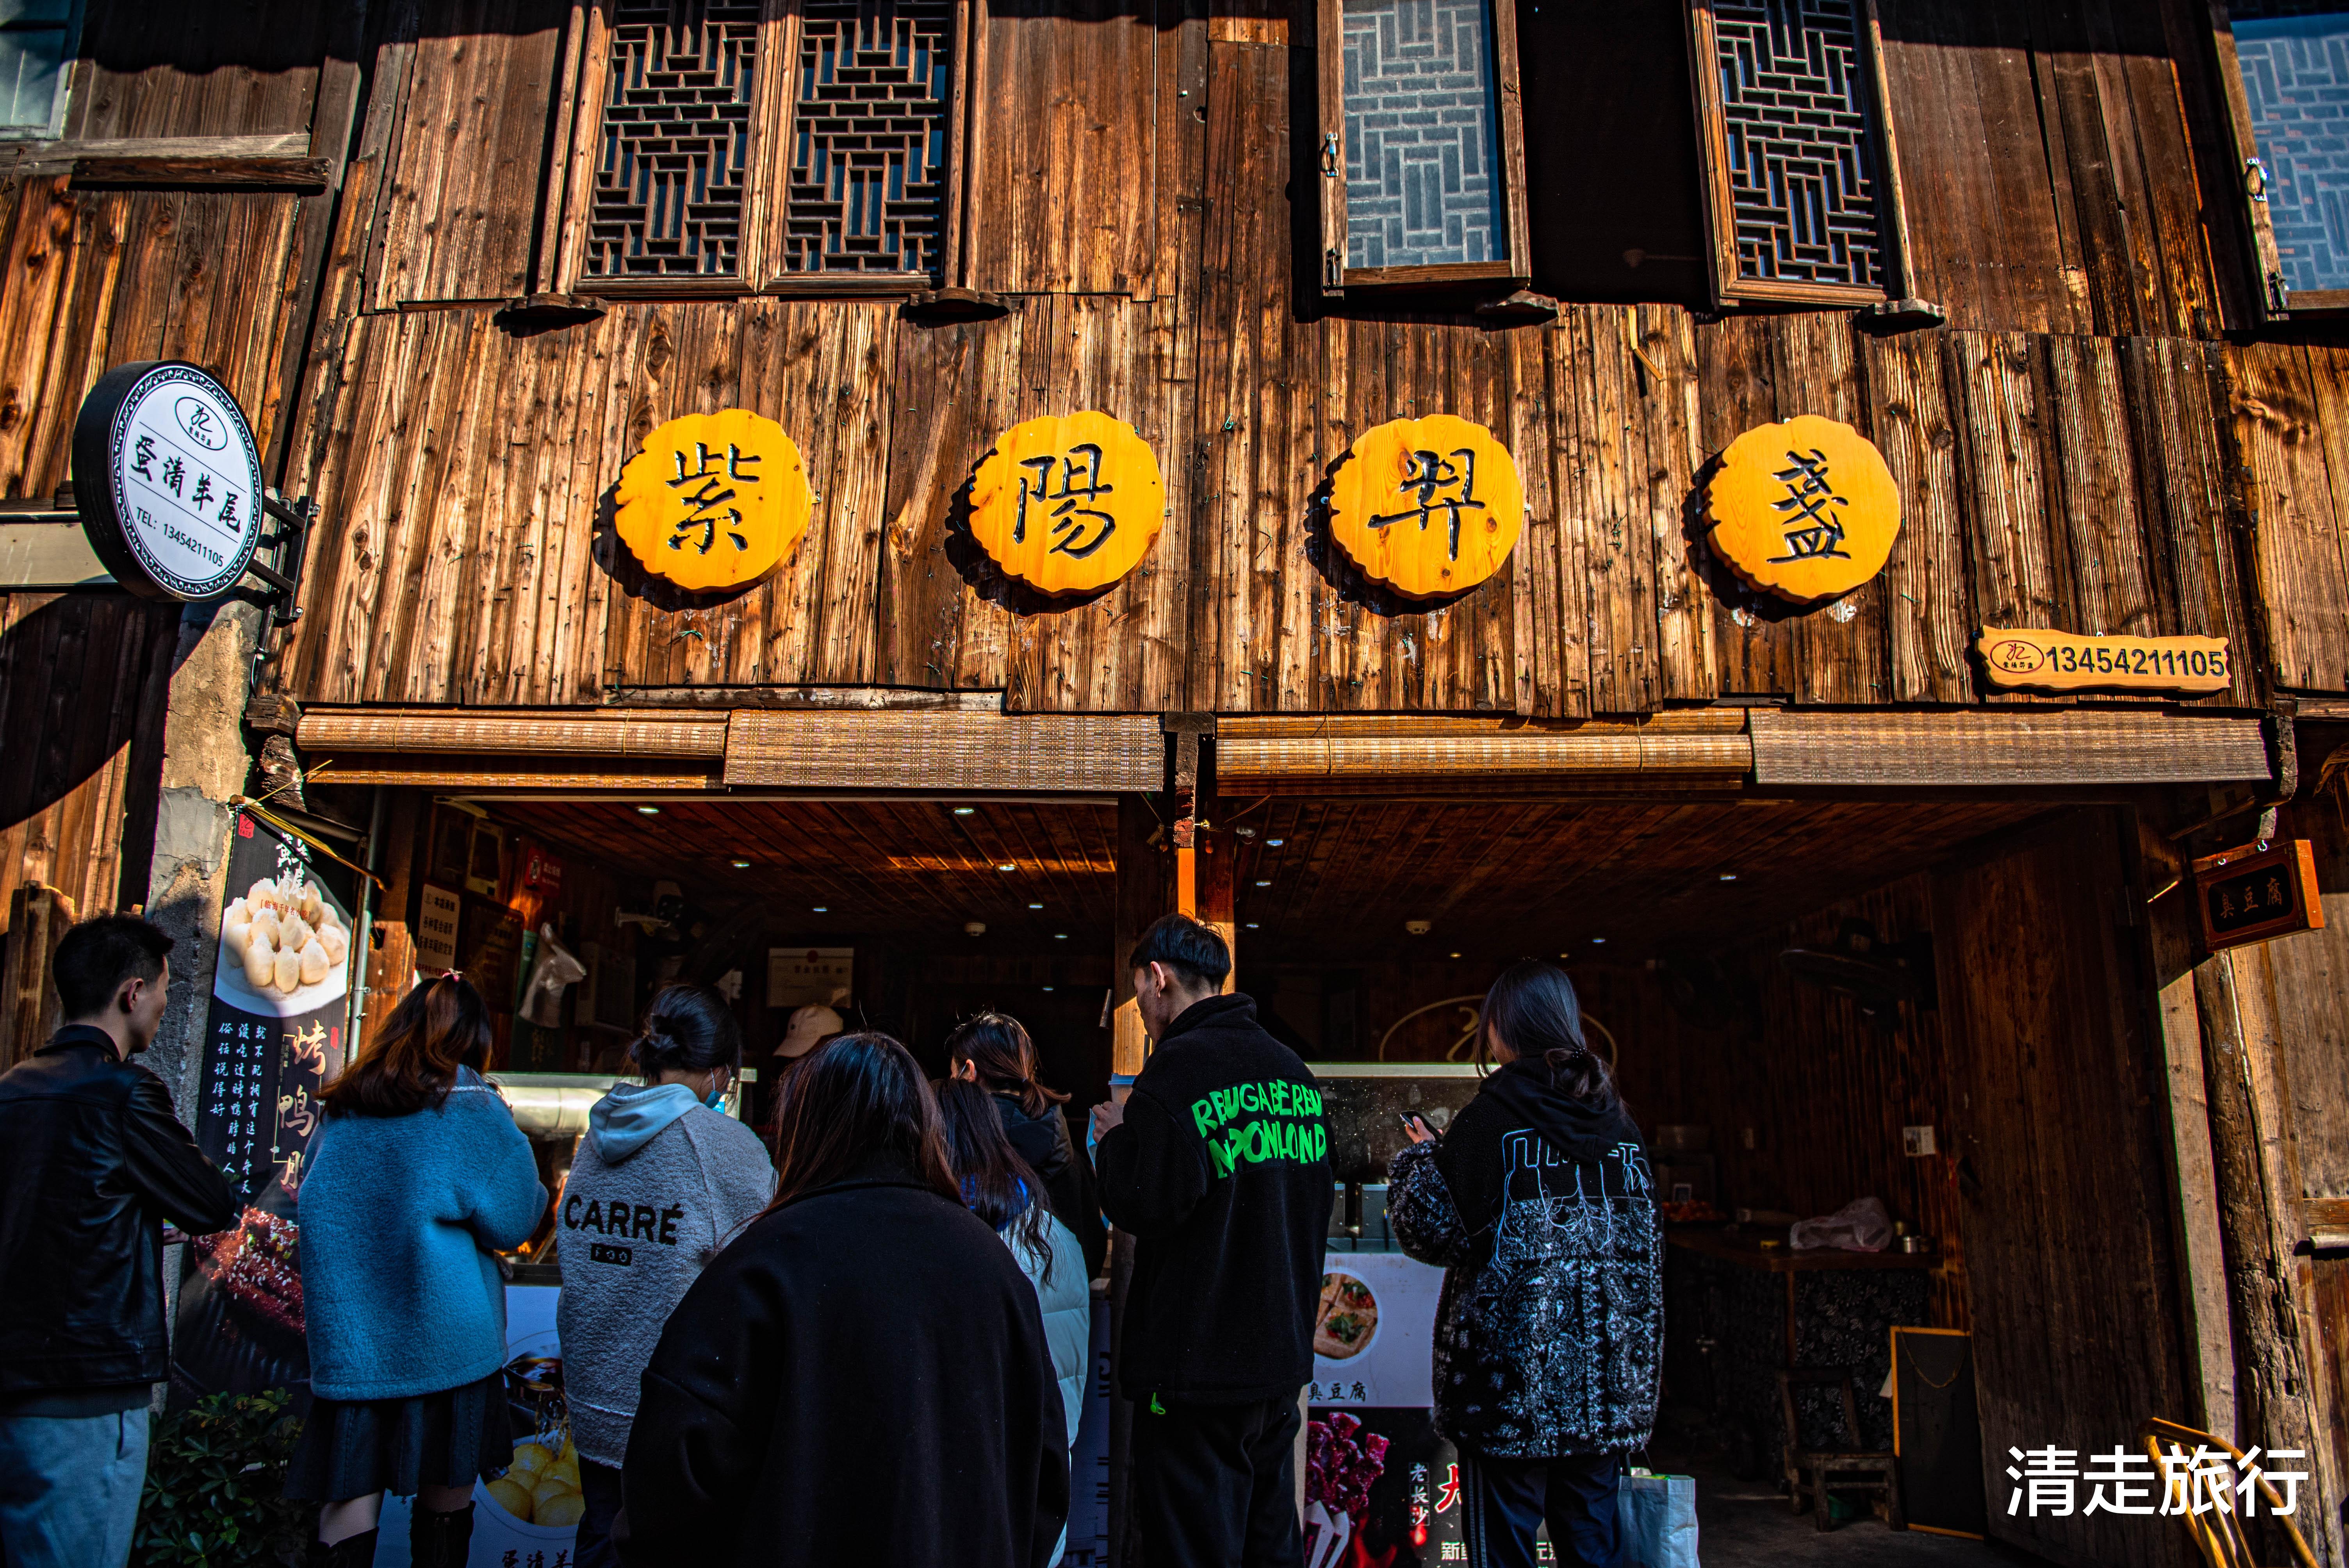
[1092,915,1333,1568]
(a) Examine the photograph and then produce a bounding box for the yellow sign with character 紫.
[613,409,812,593]
[1704,414,1899,604]
[969,411,1164,596]
[1975,627,2231,695]
[1326,415,1524,600]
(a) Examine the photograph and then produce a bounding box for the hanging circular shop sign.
[71,361,266,602]
[1327,415,1524,600]
[969,411,1164,597]
[613,409,811,593]
[1704,414,1900,604]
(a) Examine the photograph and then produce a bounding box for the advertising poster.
[171,809,358,1399]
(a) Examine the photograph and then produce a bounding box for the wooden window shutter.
[0,0,82,139]
[545,0,976,297]
[2204,3,2349,318]
[1313,0,1532,297]
[1684,0,1917,309]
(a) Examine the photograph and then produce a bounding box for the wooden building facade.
[8,0,2349,1563]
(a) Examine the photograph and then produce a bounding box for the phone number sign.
[72,361,265,602]
[1975,626,2231,695]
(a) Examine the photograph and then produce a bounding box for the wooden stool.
[1778,1367,1904,1531]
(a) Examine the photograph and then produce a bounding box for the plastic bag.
[1618,1472,1699,1568]
[519,926,586,1028]
[1790,1195,1894,1253]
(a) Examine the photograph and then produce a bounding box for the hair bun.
[632,1026,683,1067]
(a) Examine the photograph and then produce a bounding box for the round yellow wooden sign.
[968,412,1164,597]
[1327,415,1524,600]
[1704,414,1899,604]
[613,409,811,593]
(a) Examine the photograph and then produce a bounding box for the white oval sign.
[73,362,265,602]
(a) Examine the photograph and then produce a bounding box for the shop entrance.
[391,783,2200,1567]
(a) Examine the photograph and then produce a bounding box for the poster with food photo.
[171,810,356,1399]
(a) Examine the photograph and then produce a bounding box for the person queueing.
[1090,915,1333,1568]
[0,917,239,1568]
[289,974,548,1568]
[618,1032,1068,1567]
[1389,961,1661,1568]
[557,985,776,1568]
[945,1010,1105,1278]
[937,1078,1091,1566]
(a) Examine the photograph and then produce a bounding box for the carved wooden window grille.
[556,0,977,294]
[1687,0,1912,307]
[2208,1,2349,316]
[1313,0,1531,296]
[585,0,763,281]
[777,0,954,277]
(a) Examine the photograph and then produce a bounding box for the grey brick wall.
[2236,11,2349,294]
[1342,0,1507,270]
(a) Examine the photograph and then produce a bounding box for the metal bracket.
[1321,132,1341,176]
[246,492,316,629]
[2245,155,2270,202]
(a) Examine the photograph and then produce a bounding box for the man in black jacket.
[0,916,239,1568]
[1092,915,1332,1568]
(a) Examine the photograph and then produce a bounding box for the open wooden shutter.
[1313,0,1531,297]
[2203,2,2349,319]
[1684,0,1917,310]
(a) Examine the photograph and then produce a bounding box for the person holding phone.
[1387,962,1661,1568]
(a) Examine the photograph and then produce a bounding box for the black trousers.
[573,1458,622,1568]
[1130,1392,1303,1568]
[1458,1449,1624,1568]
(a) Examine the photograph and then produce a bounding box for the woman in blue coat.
[288,975,547,1567]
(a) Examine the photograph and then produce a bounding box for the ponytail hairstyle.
[942,1011,1068,1118]
[1476,960,1620,1112]
[319,973,492,1118]
[935,1078,1055,1286]
[764,1032,958,1214]
[629,984,743,1080]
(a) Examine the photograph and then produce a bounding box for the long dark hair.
[1477,960,1620,1112]
[630,984,742,1077]
[943,1011,1068,1118]
[764,1032,958,1213]
[936,1078,1055,1286]
[319,973,491,1118]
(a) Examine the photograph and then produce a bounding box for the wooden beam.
[2157,972,2241,1438]
[71,155,334,191]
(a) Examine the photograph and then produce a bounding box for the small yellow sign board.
[1704,414,1898,603]
[613,409,811,593]
[1975,627,2232,694]
[1327,415,1524,600]
[969,411,1164,596]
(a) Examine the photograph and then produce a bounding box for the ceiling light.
[1254,879,1271,887]
[1054,933,1068,940]
[996,862,1016,872]
[1449,951,1461,959]
[965,921,986,936]
[1041,985,1055,992]
[1246,922,1260,929]
[953,806,975,816]
[1234,827,1256,838]
[1719,873,1738,882]
[730,858,751,869]
[1592,937,1607,944]
[1268,838,1286,847]
[1027,902,1044,910]
[812,905,828,913]
[636,805,661,816]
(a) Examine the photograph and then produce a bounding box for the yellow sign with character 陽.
[969,412,1164,596]
[1705,414,1898,604]
[1326,415,1524,600]
[1975,628,2231,695]
[613,409,811,593]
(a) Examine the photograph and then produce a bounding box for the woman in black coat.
[946,1012,1105,1278]
[1388,962,1661,1568]
[615,1032,1069,1568]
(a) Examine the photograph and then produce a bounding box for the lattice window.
[1689,0,1904,305]
[776,0,954,277]
[2227,2,2349,298]
[585,0,763,280]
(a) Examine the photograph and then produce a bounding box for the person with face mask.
[556,985,776,1568]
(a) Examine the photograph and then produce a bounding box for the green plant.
[134,1389,308,1567]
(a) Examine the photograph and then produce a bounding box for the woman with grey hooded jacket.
[553,986,776,1568]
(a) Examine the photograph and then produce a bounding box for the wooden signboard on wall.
[2191,839,2324,952]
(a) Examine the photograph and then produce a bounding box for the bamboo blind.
[1749,709,2272,786]
[721,710,1163,791]
[1215,714,1755,785]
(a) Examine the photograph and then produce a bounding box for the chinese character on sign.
[1436,1463,1461,1513]
[1015,444,1118,559]
[1767,448,1852,564]
[131,435,155,481]
[666,441,760,555]
[162,457,185,496]
[191,473,214,510]
[1367,448,1487,562]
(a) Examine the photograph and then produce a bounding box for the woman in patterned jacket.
[1390,961,1661,1568]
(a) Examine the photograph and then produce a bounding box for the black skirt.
[285,1372,513,1502]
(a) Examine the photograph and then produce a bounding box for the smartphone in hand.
[1397,1112,1438,1144]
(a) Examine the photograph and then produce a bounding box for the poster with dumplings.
[171,811,356,1401]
